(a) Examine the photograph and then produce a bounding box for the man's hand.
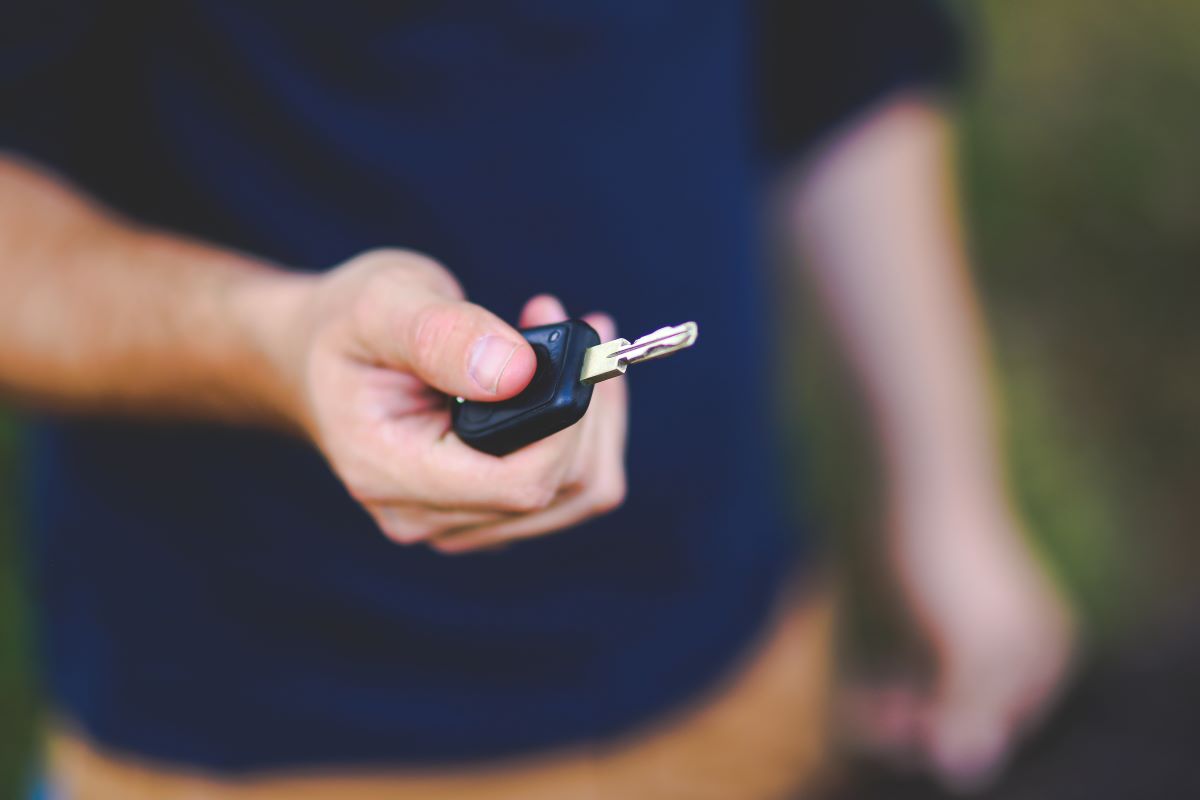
[898,497,1074,791]
[844,489,1075,792]
[275,250,628,553]
[0,160,627,554]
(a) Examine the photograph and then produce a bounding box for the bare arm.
[791,97,1001,517]
[0,156,306,425]
[787,96,1073,790]
[0,155,628,552]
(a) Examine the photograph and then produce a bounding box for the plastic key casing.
[452,319,601,456]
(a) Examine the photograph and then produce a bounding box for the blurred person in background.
[0,2,1072,798]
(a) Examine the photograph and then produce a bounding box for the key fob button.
[457,400,495,424]
[451,319,600,456]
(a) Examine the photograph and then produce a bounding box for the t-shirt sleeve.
[0,1,107,169]
[757,0,965,163]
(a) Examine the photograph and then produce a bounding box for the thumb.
[366,292,536,400]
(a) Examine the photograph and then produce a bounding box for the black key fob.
[451,319,601,456]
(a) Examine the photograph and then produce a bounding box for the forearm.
[0,156,310,427]
[790,96,1006,517]
[791,97,1075,786]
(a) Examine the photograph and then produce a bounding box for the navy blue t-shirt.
[3,0,958,771]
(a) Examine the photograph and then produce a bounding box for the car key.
[452,320,698,456]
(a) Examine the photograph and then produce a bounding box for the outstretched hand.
[270,249,628,554]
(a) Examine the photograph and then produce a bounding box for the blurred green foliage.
[800,0,1200,665]
[1,0,1198,796]
[959,0,1200,621]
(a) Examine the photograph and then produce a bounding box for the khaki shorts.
[48,582,834,800]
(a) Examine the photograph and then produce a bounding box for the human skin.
[790,94,1075,792]
[0,157,627,553]
[0,92,1072,789]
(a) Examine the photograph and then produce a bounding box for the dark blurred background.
[0,1,1197,797]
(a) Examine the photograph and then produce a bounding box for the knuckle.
[590,473,627,514]
[372,508,432,545]
[410,304,466,367]
[346,249,462,297]
[381,523,431,546]
[504,482,556,513]
[429,539,462,555]
[394,252,462,296]
[343,482,375,507]
[336,448,404,506]
[338,466,385,508]
[526,442,571,482]
[347,247,421,279]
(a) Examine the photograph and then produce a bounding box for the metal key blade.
[580,321,699,384]
[611,322,699,365]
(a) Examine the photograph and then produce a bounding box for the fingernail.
[469,335,518,394]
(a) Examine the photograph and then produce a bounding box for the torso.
[23,0,802,770]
